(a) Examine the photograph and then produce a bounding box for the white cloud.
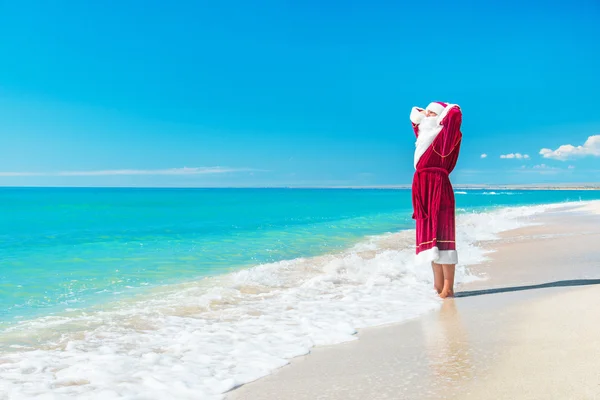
[533,164,558,170]
[0,167,259,177]
[480,153,487,158]
[500,153,530,159]
[539,135,600,161]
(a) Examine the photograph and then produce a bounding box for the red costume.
[409,102,462,264]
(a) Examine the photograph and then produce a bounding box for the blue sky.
[1,0,599,187]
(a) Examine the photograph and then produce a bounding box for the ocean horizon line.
[1,184,600,190]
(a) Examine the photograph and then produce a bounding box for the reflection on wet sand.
[421,299,475,394]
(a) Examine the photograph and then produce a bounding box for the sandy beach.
[227,202,600,400]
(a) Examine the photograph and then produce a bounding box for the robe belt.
[412,167,450,220]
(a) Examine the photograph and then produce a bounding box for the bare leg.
[439,264,456,298]
[432,262,444,294]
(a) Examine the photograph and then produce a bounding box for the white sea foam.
[454,191,468,194]
[0,203,565,399]
[570,200,600,215]
[481,191,521,195]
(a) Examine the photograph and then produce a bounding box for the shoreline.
[2,200,599,399]
[3,199,556,327]
[0,199,550,331]
[227,201,600,399]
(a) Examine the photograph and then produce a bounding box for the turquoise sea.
[1,188,599,325]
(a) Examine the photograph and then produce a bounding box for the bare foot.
[439,289,454,299]
[434,285,442,294]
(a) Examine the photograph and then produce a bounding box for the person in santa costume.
[409,101,462,298]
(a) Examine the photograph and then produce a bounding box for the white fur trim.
[426,102,445,116]
[415,246,458,265]
[415,246,439,264]
[438,250,458,264]
[410,107,425,125]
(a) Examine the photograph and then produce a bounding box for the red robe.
[411,106,462,264]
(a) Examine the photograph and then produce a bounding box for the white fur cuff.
[410,107,425,125]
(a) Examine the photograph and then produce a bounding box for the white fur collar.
[413,104,459,168]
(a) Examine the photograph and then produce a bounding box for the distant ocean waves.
[0,202,566,399]
[482,191,521,195]
[454,190,522,195]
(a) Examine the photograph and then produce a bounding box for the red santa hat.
[425,101,447,115]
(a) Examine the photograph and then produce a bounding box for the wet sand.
[227,202,600,400]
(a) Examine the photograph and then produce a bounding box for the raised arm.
[431,105,462,157]
[409,107,425,137]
